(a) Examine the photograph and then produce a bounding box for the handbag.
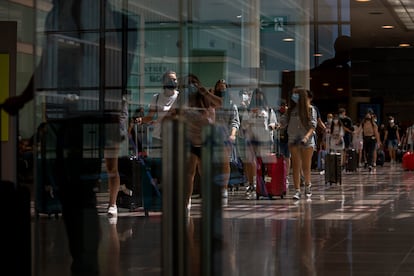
[228,143,246,186]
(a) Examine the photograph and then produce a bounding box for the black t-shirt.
[386,125,399,140]
[340,116,354,133]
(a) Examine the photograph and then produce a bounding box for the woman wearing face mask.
[179,74,222,212]
[329,114,345,166]
[212,79,240,198]
[322,113,333,152]
[280,87,317,200]
[383,116,400,165]
[362,112,381,171]
[352,120,364,167]
[242,88,278,195]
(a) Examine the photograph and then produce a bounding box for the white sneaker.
[108,205,118,217]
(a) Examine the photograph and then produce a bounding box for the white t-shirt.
[150,90,179,139]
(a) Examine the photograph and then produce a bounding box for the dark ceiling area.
[350,0,414,48]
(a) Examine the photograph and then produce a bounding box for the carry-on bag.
[345,148,358,172]
[256,153,286,199]
[376,148,385,166]
[402,151,414,171]
[228,142,247,191]
[117,155,142,210]
[118,123,161,216]
[325,152,342,185]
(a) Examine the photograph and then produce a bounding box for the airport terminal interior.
[2,0,414,275]
[33,163,414,276]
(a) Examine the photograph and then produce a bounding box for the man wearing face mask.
[137,70,179,156]
[383,116,400,164]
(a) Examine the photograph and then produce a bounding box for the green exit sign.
[260,16,287,32]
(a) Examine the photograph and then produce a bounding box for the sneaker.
[108,217,118,225]
[108,205,118,217]
[222,189,228,198]
[305,184,312,197]
[292,190,301,200]
[245,185,255,195]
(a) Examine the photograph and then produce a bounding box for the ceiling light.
[399,43,411,47]
[356,0,371,2]
[313,53,323,57]
[386,0,414,31]
[283,38,294,42]
[381,25,395,29]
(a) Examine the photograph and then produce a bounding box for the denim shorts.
[387,139,398,149]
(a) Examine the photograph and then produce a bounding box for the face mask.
[333,119,339,124]
[339,114,344,119]
[291,93,299,103]
[327,118,332,124]
[188,83,198,94]
[164,79,177,90]
[214,90,225,98]
[389,120,394,124]
[242,94,249,102]
[279,106,286,114]
[365,116,371,120]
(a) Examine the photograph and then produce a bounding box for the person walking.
[1,1,138,274]
[212,79,240,198]
[362,112,381,171]
[329,114,346,167]
[338,107,354,149]
[179,74,222,211]
[241,88,278,195]
[280,87,317,200]
[136,70,180,156]
[383,116,400,164]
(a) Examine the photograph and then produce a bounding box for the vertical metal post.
[162,118,187,276]
[201,125,223,276]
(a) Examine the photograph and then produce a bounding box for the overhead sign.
[260,16,287,32]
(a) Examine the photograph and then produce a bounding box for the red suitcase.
[402,151,414,170]
[256,154,286,199]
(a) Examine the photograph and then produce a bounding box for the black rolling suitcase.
[325,152,342,185]
[376,148,385,166]
[117,124,161,216]
[117,155,142,211]
[345,148,358,172]
[35,123,63,218]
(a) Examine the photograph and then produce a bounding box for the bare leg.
[105,144,120,214]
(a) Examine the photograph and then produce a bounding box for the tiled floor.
[34,162,414,276]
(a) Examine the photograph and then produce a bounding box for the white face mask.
[327,118,332,124]
[389,120,394,124]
